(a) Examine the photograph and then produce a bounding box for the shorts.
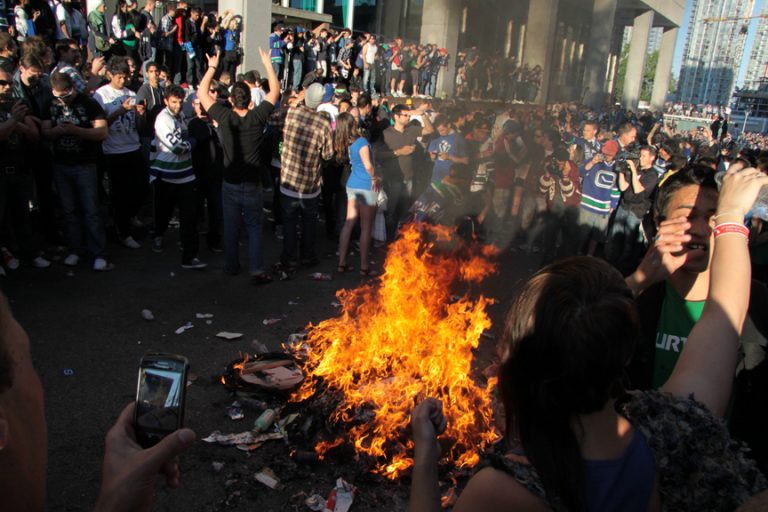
[346,187,378,207]
[390,69,402,81]
[578,208,610,243]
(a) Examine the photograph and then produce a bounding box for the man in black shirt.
[606,145,660,275]
[189,91,223,252]
[41,72,112,272]
[197,49,280,285]
[0,68,50,270]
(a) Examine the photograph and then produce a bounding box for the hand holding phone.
[134,353,189,448]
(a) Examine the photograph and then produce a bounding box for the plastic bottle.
[254,409,276,432]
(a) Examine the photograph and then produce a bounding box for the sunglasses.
[53,90,74,100]
[0,80,11,87]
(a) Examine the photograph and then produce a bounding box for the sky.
[671,0,765,87]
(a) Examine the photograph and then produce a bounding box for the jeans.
[605,206,644,275]
[222,181,265,274]
[382,177,406,242]
[291,59,303,91]
[186,50,200,87]
[280,192,318,265]
[363,65,377,94]
[154,180,199,263]
[105,150,148,239]
[53,163,106,258]
[272,60,282,79]
[197,168,222,248]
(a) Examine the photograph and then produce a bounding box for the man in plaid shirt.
[278,83,333,269]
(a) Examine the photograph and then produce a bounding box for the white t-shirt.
[317,102,339,124]
[94,85,141,155]
[365,44,378,64]
[251,87,266,107]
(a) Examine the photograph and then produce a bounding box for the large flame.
[294,224,499,479]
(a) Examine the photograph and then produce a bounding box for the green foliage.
[616,45,674,103]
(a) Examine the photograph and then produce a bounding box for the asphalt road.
[3,220,537,512]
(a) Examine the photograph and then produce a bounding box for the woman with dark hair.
[335,112,379,277]
[410,166,768,511]
[111,0,142,62]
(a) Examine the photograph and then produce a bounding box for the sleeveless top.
[584,430,655,511]
[486,390,767,511]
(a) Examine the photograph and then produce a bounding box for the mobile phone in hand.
[133,353,189,448]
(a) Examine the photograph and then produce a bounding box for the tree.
[616,47,675,104]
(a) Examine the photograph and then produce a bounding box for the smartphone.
[133,353,189,448]
[127,97,137,107]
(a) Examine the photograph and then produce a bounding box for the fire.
[294,224,500,479]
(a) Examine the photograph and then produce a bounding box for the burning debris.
[291,224,500,479]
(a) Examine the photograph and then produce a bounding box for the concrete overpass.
[87,0,684,111]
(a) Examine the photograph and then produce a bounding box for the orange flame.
[294,224,500,479]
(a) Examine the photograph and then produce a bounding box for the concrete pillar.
[583,0,618,108]
[281,0,290,7]
[218,0,272,75]
[621,9,654,111]
[346,0,355,30]
[650,27,678,111]
[522,0,559,104]
[383,0,403,38]
[316,0,324,14]
[420,0,461,97]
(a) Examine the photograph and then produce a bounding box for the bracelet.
[714,222,749,239]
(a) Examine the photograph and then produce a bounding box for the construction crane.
[703,0,761,34]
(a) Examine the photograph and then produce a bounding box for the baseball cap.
[304,83,325,109]
[601,140,619,158]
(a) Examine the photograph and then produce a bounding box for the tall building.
[677,0,753,106]
[742,4,768,91]
[622,26,663,54]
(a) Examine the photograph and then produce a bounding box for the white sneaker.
[181,258,208,270]
[32,256,51,269]
[121,236,141,249]
[130,216,145,228]
[93,257,115,272]
[64,254,80,267]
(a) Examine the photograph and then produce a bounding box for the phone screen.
[134,355,188,447]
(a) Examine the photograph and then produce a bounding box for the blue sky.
[672,0,765,86]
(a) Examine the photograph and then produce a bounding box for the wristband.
[714,222,749,239]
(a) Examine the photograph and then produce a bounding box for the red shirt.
[175,15,184,45]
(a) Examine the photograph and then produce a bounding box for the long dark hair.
[334,112,360,163]
[498,257,639,510]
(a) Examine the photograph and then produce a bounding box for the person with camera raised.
[606,145,660,274]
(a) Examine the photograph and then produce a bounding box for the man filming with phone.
[0,292,197,511]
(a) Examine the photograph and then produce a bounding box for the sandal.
[359,268,378,277]
[337,264,354,273]
[250,273,273,286]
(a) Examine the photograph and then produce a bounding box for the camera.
[614,147,639,178]
[134,353,189,448]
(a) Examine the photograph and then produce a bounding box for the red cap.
[601,140,619,158]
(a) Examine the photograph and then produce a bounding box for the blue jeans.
[280,192,318,265]
[427,73,438,97]
[53,163,106,258]
[363,65,377,94]
[222,181,265,274]
[291,59,303,90]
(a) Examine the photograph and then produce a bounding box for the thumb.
[144,429,196,469]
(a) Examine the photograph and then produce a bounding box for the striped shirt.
[280,105,333,199]
[52,61,87,93]
[150,108,194,184]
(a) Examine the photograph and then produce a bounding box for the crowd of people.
[2,0,768,510]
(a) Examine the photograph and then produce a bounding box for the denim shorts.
[346,187,378,207]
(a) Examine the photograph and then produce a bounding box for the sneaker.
[121,236,141,249]
[2,248,19,270]
[209,244,224,253]
[181,258,208,270]
[32,256,51,269]
[151,237,163,253]
[64,253,80,267]
[130,216,145,228]
[93,257,115,272]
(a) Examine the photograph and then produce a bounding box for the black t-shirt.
[622,167,659,218]
[42,94,107,165]
[0,100,27,167]
[207,100,274,184]
[188,116,222,177]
